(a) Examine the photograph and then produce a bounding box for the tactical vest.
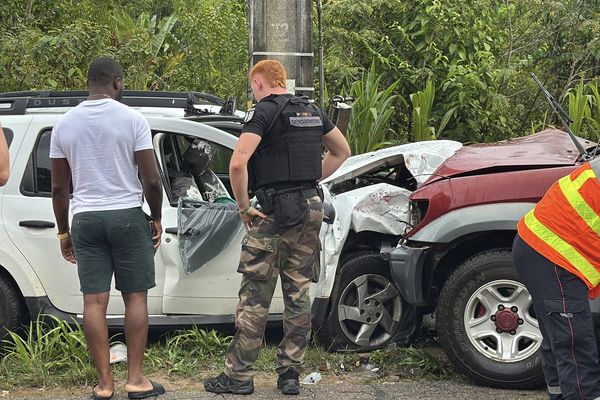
[517,157,600,297]
[249,95,323,190]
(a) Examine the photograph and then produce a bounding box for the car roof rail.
[0,90,233,116]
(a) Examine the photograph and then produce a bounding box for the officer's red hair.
[250,60,287,89]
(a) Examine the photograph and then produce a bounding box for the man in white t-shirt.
[50,57,165,400]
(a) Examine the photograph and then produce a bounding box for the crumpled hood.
[430,129,593,182]
[313,139,462,298]
[321,140,463,186]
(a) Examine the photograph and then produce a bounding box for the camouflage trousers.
[224,195,323,381]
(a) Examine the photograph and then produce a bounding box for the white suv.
[0,91,460,352]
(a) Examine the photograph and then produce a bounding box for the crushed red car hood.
[428,129,593,183]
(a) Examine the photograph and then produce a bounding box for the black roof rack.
[0,90,234,116]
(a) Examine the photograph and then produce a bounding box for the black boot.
[277,370,300,395]
[203,372,254,395]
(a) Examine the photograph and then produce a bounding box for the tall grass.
[166,325,232,358]
[144,326,233,376]
[587,81,600,140]
[410,79,457,141]
[567,79,592,136]
[1,319,456,389]
[345,61,402,154]
[0,315,95,387]
[411,79,436,141]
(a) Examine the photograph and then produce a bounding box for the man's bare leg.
[83,292,114,397]
[122,291,153,392]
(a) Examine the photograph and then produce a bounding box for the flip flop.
[91,385,114,400]
[127,380,165,399]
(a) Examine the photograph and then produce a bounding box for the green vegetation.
[370,345,453,378]
[567,80,600,140]
[1,0,599,149]
[0,0,248,102]
[0,317,455,391]
[323,0,600,143]
[345,62,401,153]
[0,315,95,387]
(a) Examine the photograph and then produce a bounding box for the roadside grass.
[0,317,456,391]
[369,345,455,379]
[0,315,96,388]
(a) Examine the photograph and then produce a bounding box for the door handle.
[165,227,178,234]
[19,220,56,229]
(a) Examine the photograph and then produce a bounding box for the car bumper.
[389,243,430,307]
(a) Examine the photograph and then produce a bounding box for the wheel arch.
[410,202,533,243]
[0,253,46,322]
[0,265,26,304]
[0,255,46,297]
[427,231,517,308]
[340,230,400,261]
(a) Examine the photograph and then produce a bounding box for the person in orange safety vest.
[513,157,600,400]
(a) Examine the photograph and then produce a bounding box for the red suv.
[388,129,599,388]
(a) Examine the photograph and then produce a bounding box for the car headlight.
[407,199,428,231]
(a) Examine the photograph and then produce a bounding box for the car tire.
[319,251,420,351]
[436,249,545,389]
[0,275,27,346]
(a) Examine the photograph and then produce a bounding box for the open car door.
[148,118,286,320]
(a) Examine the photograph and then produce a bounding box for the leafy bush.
[567,79,592,137]
[323,0,600,143]
[345,62,402,154]
[410,79,457,141]
[588,82,600,139]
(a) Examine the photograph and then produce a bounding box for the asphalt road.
[7,380,547,400]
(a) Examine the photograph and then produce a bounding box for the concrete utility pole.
[248,0,314,99]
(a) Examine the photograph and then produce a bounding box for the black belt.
[302,188,319,198]
[271,186,318,199]
[260,182,319,199]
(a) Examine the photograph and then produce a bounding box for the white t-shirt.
[49,99,153,215]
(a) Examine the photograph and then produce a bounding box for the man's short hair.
[87,57,123,86]
[250,60,286,89]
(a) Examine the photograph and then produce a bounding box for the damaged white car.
[0,90,461,352]
[174,139,462,350]
[314,140,461,349]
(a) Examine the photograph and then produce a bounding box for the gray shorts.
[71,207,156,294]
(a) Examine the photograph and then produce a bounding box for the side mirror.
[220,96,237,115]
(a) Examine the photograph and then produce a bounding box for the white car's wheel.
[320,252,420,350]
[0,276,27,347]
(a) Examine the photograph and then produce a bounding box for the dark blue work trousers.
[513,234,600,400]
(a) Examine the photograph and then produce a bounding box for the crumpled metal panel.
[313,140,462,298]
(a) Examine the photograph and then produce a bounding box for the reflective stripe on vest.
[521,162,600,287]
[558,170,600,236]
[523,210,600,286]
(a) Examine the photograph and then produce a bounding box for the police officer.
[204,60,350,395]
[513,157,600,400]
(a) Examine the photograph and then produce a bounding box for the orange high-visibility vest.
[517,158,600,298]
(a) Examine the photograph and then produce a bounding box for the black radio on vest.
[248,95,323,192]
